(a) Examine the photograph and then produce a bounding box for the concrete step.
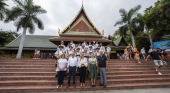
[1,74,170,81]
[0,68,170,72]
[0,59,170,92]
[0,82,170,93]
[107,74,170,79]
[1,77,170,86]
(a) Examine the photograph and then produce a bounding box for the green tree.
[0,0,8,20]
[144,0,170,41]
[114,5,141,46]
[162,34,170,39]
[5,0,47,58]
[135,13,153,46]
[0,30,19,47]
[160,0,170,18]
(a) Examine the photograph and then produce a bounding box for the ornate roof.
[58,5,104,37]
[113,37,128,46]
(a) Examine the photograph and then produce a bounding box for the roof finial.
[82,0,83,6]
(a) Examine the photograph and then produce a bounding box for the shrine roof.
[58,5,104,37]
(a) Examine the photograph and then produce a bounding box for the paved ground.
[41,88,170,93]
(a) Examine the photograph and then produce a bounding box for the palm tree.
[0,0,8,20]
[135,13,153,46]
[114,5,141,46]
[5,0,47,58]
[118,25,128,38]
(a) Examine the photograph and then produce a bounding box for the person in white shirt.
[95,47,100,58]
[88,42,92,47]
[67,52,78,88]
[75,47,81,61]
[56,53,68,88]
[54,45,65,59]
[92,43,96,50]
[75,44,78,51]
[81,45,85,53]
[70,41,75,49]
[66,46,74,58]
[106,45,111,59]
[140,47,146,59]
[54,45,65,77]
[84,49,89,59]
[33,48,40,59]
[88,46,94,55]
[100,43,106,53]
[78,53,88,87]
[82,41,87,47]
[78,43,82,51]
[60,41,66,52]
[96,42,99,48]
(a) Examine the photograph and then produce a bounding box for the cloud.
[0,0,157,36]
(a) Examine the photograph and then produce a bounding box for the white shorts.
[153,60,163,66]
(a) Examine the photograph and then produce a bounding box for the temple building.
[0,5,128,59]
[49,5,112,45]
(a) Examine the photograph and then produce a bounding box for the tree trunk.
[145,25,153,47]
[130,30,135,46]
[16,28,27,59]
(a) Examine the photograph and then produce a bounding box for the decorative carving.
[58,28,61,35]
[102,30,104,36]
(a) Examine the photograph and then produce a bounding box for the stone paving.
[41,88,170,93]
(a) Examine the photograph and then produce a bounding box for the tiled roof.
[6,35,58,48]
[113,37,122,46]
[113,37,128,46]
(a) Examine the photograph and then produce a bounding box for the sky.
[0,0,157,37]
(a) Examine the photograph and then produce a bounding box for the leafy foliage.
[0,0,8,20]
[114,5,142,46]
[5,0,47,34]
[144,0,170,41]
[0,30,19,47]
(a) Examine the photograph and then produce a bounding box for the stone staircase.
[0,59,170,93]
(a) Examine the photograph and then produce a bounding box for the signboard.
[153,40,170,50]
[111,50,116,53]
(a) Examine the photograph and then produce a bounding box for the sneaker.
[56,85,60,88]
[103,85,106,88]
[156,69,158,71]
[138,62,141,64]
[158,72,162,75]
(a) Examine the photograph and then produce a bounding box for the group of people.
[124,44,141,64]
[55,41,109,88]
[124,44,168,75]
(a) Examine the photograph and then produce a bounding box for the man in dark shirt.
[146,48,163,75]
[97,50,108,88]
